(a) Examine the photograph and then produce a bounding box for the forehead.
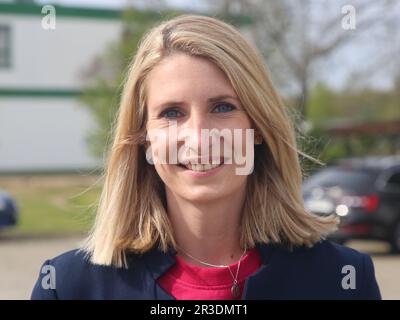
[145,53,237,107]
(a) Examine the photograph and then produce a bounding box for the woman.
[31,14,381,300]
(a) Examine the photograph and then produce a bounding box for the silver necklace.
[177,247,247,298]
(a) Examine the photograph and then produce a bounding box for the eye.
[160,108,183,119]
[212,103,236,113]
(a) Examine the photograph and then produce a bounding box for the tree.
[212,0,400,123]
[79,8,176,158]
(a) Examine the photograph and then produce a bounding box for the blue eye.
[161,109,183,119]
[160,103,235,118]
[212,103,235,113]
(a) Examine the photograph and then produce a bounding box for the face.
[145,53,254,203]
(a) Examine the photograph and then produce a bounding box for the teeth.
[184,163,221,172]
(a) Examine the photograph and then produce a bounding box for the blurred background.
[0,0,399,299]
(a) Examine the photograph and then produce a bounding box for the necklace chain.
[176,246,247,298]
[178,247,246,268]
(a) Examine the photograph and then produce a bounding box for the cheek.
[147,128,174,165]
[221,128,254,167]
[153,163,180,191]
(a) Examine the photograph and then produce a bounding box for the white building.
[0,1,123,173]
[0,2,252,173]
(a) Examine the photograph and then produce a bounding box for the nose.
[180,109,211,156]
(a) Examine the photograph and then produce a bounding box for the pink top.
[157,247,262,300]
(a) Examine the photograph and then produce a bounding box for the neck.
[166,188,247,267]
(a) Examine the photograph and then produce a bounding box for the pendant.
[231,282,240,298]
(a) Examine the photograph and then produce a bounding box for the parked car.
[303,155,400,253]
[0,190,18,229]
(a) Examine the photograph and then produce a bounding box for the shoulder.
[293,239,371,263]
[36,248,95,278]
[257,239,381,299]
[30,248,150,300]
[269,239,371,265]
[262,239,373,268]
[30,249,92,300]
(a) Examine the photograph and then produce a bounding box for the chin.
[180,186,230,203]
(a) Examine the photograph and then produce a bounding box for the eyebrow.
[154,94,240,110]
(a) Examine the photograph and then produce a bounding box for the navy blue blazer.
[31,239,381,300]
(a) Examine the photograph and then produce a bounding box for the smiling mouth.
[177,160,225,172]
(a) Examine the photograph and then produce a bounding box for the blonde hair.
[81,14,339,268]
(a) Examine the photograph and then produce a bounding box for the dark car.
[0,190,18,229]
[303,156,400,253]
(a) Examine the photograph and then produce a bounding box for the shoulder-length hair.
[81,14,338,268]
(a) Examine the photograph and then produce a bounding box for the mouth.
[177,158,225,172]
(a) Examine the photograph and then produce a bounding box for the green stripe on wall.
[0,3,122,20]
[0,3,253,25]
[0,88,83,98]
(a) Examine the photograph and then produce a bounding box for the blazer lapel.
[242,242,281,299]
[141,242,280,300]
[142,246,177,300]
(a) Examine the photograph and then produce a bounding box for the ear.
[254,131,263,145]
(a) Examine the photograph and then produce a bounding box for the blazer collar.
[141,241,278,299]
[142,245,178,281]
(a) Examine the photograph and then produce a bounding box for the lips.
[181,163,222,172]
[177,158,225,172]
